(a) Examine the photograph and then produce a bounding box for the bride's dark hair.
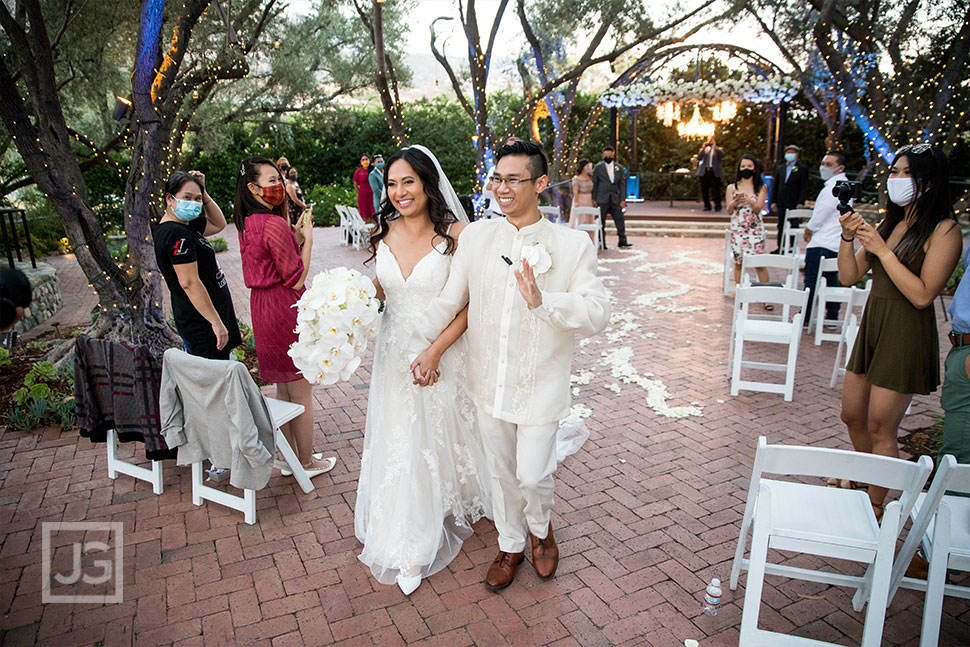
[367,147,458,264]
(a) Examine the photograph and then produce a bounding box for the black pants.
[700,171,722,210]
[599,198,626,247]
[803,246,841,324]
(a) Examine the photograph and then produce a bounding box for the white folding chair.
[107,429,165,494]
[729,285,809,401]
[741,253,799,289]
[348,207,376,251]
[885,455,970,647]
[808,258,854,344]
[162,350,317,525]
[731,436,933,647]
[723,230,736,296]
[829,285,871,388]
[336,205,351,246]
[539,205,562,222]
[572,207,603,251]
[781,209,812,265]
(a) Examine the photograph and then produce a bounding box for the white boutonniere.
[518,241,553,275]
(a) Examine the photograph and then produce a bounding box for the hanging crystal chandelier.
[656,101,681,127]
[677,104,715,139]
[712,99,737,122]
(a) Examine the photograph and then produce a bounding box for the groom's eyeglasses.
[492,175,539,188]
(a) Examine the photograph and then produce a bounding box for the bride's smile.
[386,160,428,218]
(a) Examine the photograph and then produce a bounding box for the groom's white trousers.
[476,410,558,554]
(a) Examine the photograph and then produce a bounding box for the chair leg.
[830,340,844,389]
[919,503,950,647]
[191,462,204,506]
[243,488,256,525]
[275,429,314,494]
[859,503,901,647]
[730,330,744,396]
[730,509,753,590]
[739,486,772,645]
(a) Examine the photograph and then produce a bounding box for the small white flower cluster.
[599,74,800,109]
[287,267,380,385]
[600,347,703,419]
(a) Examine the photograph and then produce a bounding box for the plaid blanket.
[73,335,177,461]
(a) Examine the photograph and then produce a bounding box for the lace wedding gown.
[355,242,492,586]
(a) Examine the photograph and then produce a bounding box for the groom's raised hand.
[514,260,543,309]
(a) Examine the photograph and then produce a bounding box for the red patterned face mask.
[259,182,286,207]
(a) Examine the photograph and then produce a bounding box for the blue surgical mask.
[785,153,797,163]
[173,199,203,221]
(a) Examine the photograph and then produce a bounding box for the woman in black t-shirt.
[154,171,241,360]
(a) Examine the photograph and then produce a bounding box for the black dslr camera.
[832,180,863,214]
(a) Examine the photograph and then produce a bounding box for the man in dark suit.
[770,144,809,252]
[695,136,724,211]
[591,146,631,249]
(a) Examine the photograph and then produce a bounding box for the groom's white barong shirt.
[411,216,611,425]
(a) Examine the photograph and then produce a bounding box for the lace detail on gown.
[355,242,492,586]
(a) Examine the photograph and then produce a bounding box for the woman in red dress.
[354,154,375,221]
[234,156,335,478]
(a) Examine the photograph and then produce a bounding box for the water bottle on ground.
[702,577,722,616]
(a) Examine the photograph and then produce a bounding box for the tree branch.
[430,16,474,118]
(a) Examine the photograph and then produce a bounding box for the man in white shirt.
[803,151,850,325]
[410,141,610,591]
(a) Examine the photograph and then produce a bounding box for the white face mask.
[887,177,917,206]
[819,166,835,182]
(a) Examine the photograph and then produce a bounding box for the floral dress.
[729,189,765,263]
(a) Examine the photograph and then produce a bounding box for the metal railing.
[0,208,36,269]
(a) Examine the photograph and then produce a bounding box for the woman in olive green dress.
[836,145,962,517]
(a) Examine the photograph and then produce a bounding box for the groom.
[410,141,610,591]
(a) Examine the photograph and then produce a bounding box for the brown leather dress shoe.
[485,551,524,591]
[530,523,559,579]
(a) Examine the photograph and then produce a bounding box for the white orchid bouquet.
[287,267,381,385]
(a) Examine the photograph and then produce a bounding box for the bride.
[355,145,492,595]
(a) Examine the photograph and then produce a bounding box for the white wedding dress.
[355,240,492,589]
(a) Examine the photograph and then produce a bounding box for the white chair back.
[539,205,562,222]
[732,436,933,647]
[572,207,603,251]
[740,253,798,289]
[886,455,970,646]
[728,285,809,401]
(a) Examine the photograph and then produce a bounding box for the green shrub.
[0,348,9,367]
[8,360,75,431]
[209,236,228,252]
[303,182,356,228]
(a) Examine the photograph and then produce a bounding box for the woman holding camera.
[836,145,962,516]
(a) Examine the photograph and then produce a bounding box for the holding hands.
[410,348,441,387]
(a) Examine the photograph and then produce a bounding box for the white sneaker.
[280,452,323,476]
[397,574,421,595]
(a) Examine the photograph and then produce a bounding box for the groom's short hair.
[496,141,548,180]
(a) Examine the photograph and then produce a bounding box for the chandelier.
[712,99,737,122]
[677,105,715,139]
[656,101,681,127]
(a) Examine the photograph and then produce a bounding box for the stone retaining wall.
[10,261,62,333]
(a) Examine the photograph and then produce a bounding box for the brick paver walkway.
[2,228,968,646]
